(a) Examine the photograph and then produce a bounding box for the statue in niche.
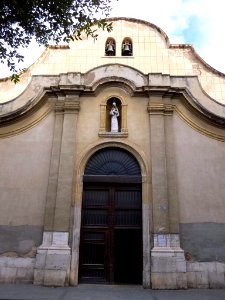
[110,102,119,132]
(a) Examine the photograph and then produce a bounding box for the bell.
[124,44,130,51]
[122,43,132,55]
[106,43,114,55]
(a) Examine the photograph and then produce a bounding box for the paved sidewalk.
[0,284,225,300]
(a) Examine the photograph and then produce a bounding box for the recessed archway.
[70,142,151,288]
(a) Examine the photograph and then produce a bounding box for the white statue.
[110,102,119,132]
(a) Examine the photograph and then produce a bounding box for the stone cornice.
[0,67,225,129]
[143,74,225,125]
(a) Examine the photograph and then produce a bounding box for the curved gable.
[1,17,225,106]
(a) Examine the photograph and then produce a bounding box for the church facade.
[0,18,225,289]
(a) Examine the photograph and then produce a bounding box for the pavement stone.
[0,284,225,300]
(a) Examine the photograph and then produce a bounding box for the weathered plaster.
[0,225,43,257]
[180,223,225,262]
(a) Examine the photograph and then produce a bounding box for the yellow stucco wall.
[0,112,55,226]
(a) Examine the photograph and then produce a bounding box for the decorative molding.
[0,103,53,139]
[0,67,225,142]
[147,99,225,141]
[55,100,80,113]
[174,105,225,142]
[147,103,174,115]
[1,69,225,125]
[98,131,128,138]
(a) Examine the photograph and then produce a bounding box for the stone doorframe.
[69,141,152,288]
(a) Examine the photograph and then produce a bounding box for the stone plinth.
[151,234,187,289]
[34,231,71,286]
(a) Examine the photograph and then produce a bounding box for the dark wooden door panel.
[79,184,142,284]
[79,229,107,283]
[114,229,142,284]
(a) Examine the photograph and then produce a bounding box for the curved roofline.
[107,17,170,46]
[170,44,225,77]
[1,17,225,84]
[107,17,225,78]
[0,45,70,83]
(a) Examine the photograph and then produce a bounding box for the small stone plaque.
[158,235,166,247]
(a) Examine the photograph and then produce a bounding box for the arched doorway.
[79,147,142,284]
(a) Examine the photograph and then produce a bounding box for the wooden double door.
[79,183,142,284]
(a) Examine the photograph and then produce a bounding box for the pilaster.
[121,104,128,133]
[53,97,80,231]
[99,103,107,134]
[43,102,64,231]
[34,95,80,286]
[148,100,173,234]
[148,97,187,289]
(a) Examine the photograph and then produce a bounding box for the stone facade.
[0,18,225,289]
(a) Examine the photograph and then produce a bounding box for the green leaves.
[10,68,27,84]
[0,0,116,82]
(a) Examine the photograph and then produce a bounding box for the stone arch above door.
[76,141,149,181]
[84,147,141,176]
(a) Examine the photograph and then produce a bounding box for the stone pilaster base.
[151,234,187,289]
[34,232,71,286]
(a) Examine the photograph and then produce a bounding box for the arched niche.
[106,97,121,132]
[99,96,128,137]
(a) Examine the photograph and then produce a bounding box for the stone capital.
[147,103,174,115]
[55,99,80,114]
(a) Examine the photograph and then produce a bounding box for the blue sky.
[110,0,225,73]
[174,15,205,46]
[1,0,225,77]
